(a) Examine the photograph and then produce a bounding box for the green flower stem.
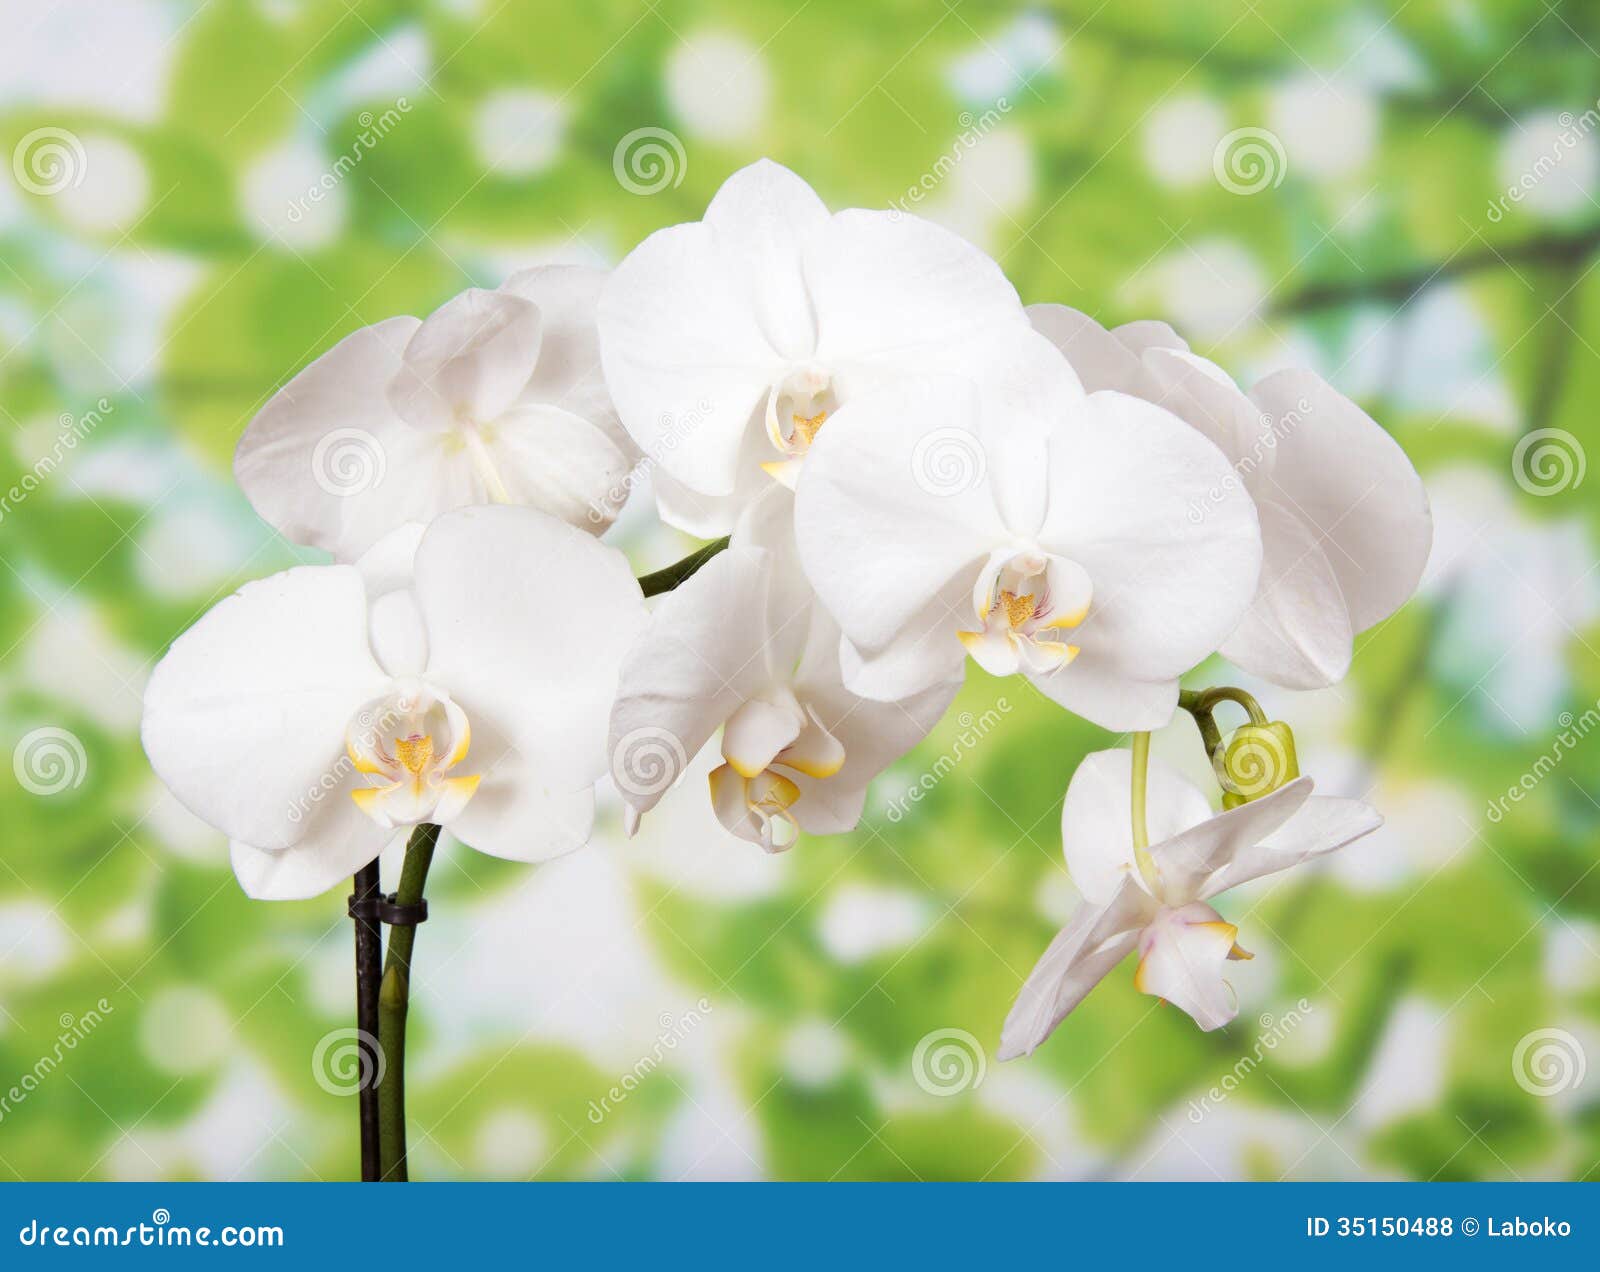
[378,822,439,1183]
[1177,686,1267,727]
[1177,691,1222,761]
[1130,731,1159,889]
[637,536,730,597]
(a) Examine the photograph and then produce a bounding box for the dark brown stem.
[350,860,383,1182]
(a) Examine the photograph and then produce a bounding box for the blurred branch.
[1011,1,1563,129]
[1523,264,1584,438]
[1275,223,1600,314]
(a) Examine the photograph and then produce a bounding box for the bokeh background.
[2,0,1598,1182]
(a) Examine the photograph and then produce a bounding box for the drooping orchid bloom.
[607,534,957,852]
[236,267,637,562]
[1000,749,1380,1057]
[141,505,646,899]
[596,159,1042,536]
[792,351,1263,731]
[1031,304,1432,689]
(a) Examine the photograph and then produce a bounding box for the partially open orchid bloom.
[236,266,637,562]
[1000,749,1381,1058]
[596,159,1039,537]
[141,506,646,900]
[608,543,957,852]
[792,352,1264,731]
[1031,304,1432,689]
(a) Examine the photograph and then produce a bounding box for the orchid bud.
[1214,721,1299,808]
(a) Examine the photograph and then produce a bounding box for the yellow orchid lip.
[1042,603,1090,630]
[708,694,842,853]
[760,458,805,488]
[780,751,845,780]
[345,684,481,830]
[961,548,1093,678]
[762,367,835,485]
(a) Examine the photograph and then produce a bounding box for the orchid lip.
[711,685,848,849]
[762,364,837,480]
[346,679,482,830]
[959,545,1093,677]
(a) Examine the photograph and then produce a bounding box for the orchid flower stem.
[1177,686,1268,727]
[637,536,730,597]
[1130,731,1159,890]
[378,822,440,1183]
[351,860,384,1182]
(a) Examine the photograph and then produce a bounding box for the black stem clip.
[348,892,429,927]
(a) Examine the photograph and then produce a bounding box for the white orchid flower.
[608,536,958,852]
[141,505,646,900]
[1031,304,1432,689]
[791,350,1264,732]
[1000,748,1381,1057]
[596,159,1039,536]
[236,266,637,562]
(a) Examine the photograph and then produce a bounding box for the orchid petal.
[1059,749,1214,906]
[806,207,1028,377]
[387,288,543,431]
[236,316,483,563]
[1037,389,1262,681]
[598,165,812,497]
[1206,796,1383,896]
[652,467,764,539]
[1028,304,1185,396]
[354,522,425,596]
[608,548,776,818]
[787,626,959,834]
[998,885,1150,1060]
[413,505,646,800]
[367,588,429,678]
[1140,346,1263,462]
[500,264,635,461]
[1219,497,1353,689]
[443,739,595,863]
[484,403,631,530]
[1250,369,1432,635]
[794,375,1011,658]
[1154,777,1314,902]
[141,566,390,851]
[835,587,968,704]
[1020,648,1179,732]
[229,794,398,902]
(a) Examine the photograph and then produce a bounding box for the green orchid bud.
[1214,721,1299,807]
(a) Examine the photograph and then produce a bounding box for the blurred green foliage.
[1,0,1598,1181]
